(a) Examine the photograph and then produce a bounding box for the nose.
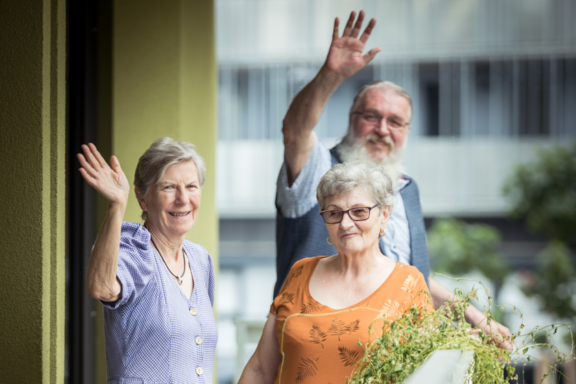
[174,186,186,204]
[375,116,390,136]
[339,211,355,230]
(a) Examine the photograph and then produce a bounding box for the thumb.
[363,47,381,65]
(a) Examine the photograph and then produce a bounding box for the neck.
[334,243,386,278]
[145,222,185,261]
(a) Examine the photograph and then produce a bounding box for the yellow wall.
[0,0,66,382]
[113,0,218,256]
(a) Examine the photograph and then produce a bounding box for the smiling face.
[138,160,201,240]
[350,88,411,162]
[324,187,390,255]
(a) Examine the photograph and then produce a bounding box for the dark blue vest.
[274,146,430,297]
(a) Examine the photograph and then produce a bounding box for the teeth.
[170,212,188,217]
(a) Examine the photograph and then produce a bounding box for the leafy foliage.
[503,142,576,242]
[428,218,510,289]
[521,241,576,320]
[348,284,574,384]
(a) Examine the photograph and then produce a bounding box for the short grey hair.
[134,137,207,220]
[316,161,395,211]
[349,80,413,122]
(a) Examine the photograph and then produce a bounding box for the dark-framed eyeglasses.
[352,111,409,130]
[319,203,380,224]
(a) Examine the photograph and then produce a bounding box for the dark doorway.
[66,0,112,382]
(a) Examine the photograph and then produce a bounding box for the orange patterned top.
[270,256,433,384]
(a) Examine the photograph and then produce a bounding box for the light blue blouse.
[101,222,217,384]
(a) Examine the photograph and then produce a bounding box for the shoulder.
[280,256,320,292]
[291,256,321,273]
[183,240,214,269]
[394,263,425,280]
[118,222,152,260]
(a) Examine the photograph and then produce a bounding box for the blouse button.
[196,367,203,375]
[195,336,203,345]
[189,308,198,316]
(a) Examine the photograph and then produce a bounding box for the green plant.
[521,241,576,320]
[348,280,575,384]
[428,218,510,300]
[503,142,576,243]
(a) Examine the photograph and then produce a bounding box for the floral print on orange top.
[270,256,433,384]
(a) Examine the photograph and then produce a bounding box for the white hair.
[316,161,395,211]
[134,137,206,220]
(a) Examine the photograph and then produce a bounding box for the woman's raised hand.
[323,10,381,80]
[77,143,130,207]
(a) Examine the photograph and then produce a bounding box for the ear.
[135,187,148,212]
[380,205,391,232]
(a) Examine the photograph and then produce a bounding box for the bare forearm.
[283,68,344,144]
[86,203,125,301]
[282,68,345,183]
[238,357,276,384]
[239,315,281,384]
[429,277,479,322]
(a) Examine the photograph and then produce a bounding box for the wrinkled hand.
[323,10,381,80]
[479,318,513,351]
[77,143,130,207]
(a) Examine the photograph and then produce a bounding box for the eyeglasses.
[352,111,409,130]
[319,203,380,224]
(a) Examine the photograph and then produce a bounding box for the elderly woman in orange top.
[239,161,433,384]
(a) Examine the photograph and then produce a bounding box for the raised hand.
[323,11,380,80]
[77,143,130,207]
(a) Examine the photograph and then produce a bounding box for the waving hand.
[77,143,130,207]
[323,11,381,79]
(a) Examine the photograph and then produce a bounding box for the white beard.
[338,132,407,190]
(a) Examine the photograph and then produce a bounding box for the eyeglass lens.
[323,207,370,223]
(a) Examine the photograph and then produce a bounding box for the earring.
[327,237,334,245]
[379,231,385,237]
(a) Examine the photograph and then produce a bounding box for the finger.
[109,155,123,175]
[87,143,108,169]
[359,18,377,44]
[363,47,381,64]
[332,17,340,41]
[78,167,97,187]
[350,10,365,38]
[77,153,98,178]
[81,144,102,170]
[342,11,356,37]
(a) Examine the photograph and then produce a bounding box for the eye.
[364,113,379,122]
[163,185,173,190]
[388,119,403,128]
[187,184,198,190]
[327,210,340,218]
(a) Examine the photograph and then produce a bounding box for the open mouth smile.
[169,211,190,217]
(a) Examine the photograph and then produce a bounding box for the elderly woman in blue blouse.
[77,138,217,383]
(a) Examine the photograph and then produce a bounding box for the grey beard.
[338,133,406,190]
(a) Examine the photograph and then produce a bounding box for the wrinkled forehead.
[357,88,412,121]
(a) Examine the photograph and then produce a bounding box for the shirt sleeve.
[101,222,156,310]
[276,132,332,218]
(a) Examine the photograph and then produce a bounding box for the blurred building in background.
[214,1,576,382]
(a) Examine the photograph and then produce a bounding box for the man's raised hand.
[323,10,381,80]
[77,143,130,207]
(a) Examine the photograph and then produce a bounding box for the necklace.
[150,237,186,285]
